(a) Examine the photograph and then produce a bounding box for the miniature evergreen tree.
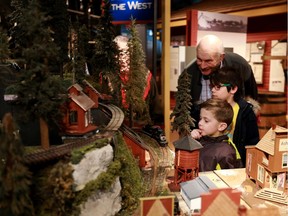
[125,18,151,126]
[170,68,195,138]
[8,0,27,60]
[91,0,121,106]
[64,24,89,84]
[7,0,66,149]
[0,28,10,64]
[9,0,68,75]
[0,113,35,216]
[41,0,69,76]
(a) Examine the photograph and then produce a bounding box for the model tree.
[170,68,195,138]
[0,113,35,216]
[0,28,10,64]
[7,0,26,59]
[41,0,69,77]
[125,18,151,126]
[7,0,66,149]
[0,28,21,115]
[64,24,90,84]
[91,0,121,106]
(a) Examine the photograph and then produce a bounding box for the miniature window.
[282,152,288,168]
[257,165,264,183]
[69,111,78,124]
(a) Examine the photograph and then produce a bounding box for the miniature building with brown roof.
[245,125,288,194]
[201,188,241,216]
[63,83,97,136]
[82,79,102,108]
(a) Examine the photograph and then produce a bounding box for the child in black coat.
[191,98,242,171]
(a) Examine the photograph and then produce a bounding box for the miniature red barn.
[82,79,101,108]
[63,83,97,136]
[169,135,203,191]
[122,127,148,168]
[246,125,288,193]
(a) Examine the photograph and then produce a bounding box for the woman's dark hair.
[210,66,244,101]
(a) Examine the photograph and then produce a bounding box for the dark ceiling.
[1,0,286,33]
[171,0,203,11]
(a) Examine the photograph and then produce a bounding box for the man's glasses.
[209,83,231,90]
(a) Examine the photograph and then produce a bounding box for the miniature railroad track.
[24,136,102,164]
[139,132,173,195]
[23,104,123,165]
[98,103,124,131]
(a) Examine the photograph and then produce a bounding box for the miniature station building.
[246,125,288,204]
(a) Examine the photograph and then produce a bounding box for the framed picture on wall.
[250,63,263,84]
[246,42,264,84]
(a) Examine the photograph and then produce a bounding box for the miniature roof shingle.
[70,92,95,111]
[256,125,287,155]
[202,191,239,216]
[82,80,101,94]
[180,176,217,200]
[173,135,203,151]
[69,83,83,91]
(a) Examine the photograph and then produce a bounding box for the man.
[184,34,258,123]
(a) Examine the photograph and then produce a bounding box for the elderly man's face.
[196,49,223,76]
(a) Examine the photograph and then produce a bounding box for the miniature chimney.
[271,124,276,141]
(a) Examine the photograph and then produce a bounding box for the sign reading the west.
[110,0,154,23]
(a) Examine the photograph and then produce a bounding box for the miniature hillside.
[0,109,174,216]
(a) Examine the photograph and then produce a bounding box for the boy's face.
[198,108,226,137]
[211,84,237,102]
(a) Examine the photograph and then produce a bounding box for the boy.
[191,98,242,171]
[209,67,260,166]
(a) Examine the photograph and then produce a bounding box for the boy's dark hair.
[210,66,243,101]
[200,98,233,128]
